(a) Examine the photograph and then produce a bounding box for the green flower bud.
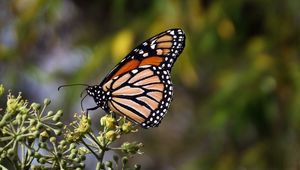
[21,114,27,120]
[106,161,112,168]
[39,142,46,149]
[39,131,49,142]
[6,96,18,114]
[12,119,18,125]
[105,130,117,142]
[56,110,63,117]
[1,151,6,158]
[78,147,88,155]
[59,140,67,146]
[30,126,37,132]
[2,127,9,135]
[43,98,51,106]
[121,142,143,154]
[55,122,63,128]
[97,162,105,169]
[71,149,78,154]
[34,152,41,158]
[79,162,85,168]
[53,128,62,135]
[50,137,56,143]
[70,143,76,150]
[31,165,37,170]
[97,135,103,143]
[31,103,41,111]
[121,122,132,133]
[0,84,4,96]
[47,111,54,117]
[100,115,116,129]
[57,145,63,151]
[69,153,76,159]
[38,157,46,164]
[29,119,36,126]
[76,115,90,133]
[7,148,15,157]
[20,106,29,115]
[0,114,9,127]
[74,157,80,163]
[16,114,22,122]
[20,127,26,132]
[36,122,42,130]
[52,115,60,122]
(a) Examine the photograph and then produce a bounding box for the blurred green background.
[1,0,300,169]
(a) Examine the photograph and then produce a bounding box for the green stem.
[81,139,100,160]
[21,142,25,169]
[88,133,103,149]
[0,136,13,142]
[96,162,102,170]
[9,122,17,134]
[99,146,106,165]
[26,147,40,167]
[40,105,46,119]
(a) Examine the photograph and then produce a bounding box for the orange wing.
[103,65,173,128]
[100,28,185,86]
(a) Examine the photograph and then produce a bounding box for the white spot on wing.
[143,53,149,57]
[132,69,138,74]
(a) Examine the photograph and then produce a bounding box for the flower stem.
[81,139,100,160]
[88,133,103,149]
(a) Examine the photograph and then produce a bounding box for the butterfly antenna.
[58,84,89,91]
[81,93,88,111]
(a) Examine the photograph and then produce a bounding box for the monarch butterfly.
[60,28,185,128]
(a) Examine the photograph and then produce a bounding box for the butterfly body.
[86,86,110,112]
[86,28,185,128]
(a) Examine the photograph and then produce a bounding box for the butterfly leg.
[110,111,117,119]
[86,106,99,116]
[109,111,119,126]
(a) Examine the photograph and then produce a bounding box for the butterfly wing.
[100,28,185,86]
[102,65,173,128]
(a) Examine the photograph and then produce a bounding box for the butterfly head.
[86,85,108,110]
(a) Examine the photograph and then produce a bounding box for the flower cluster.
[0,84,143,170]
[0,89,87,169]
[64,113,143,169]
[64,113,91,142]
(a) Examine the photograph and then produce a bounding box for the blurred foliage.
[0,0,300,169]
